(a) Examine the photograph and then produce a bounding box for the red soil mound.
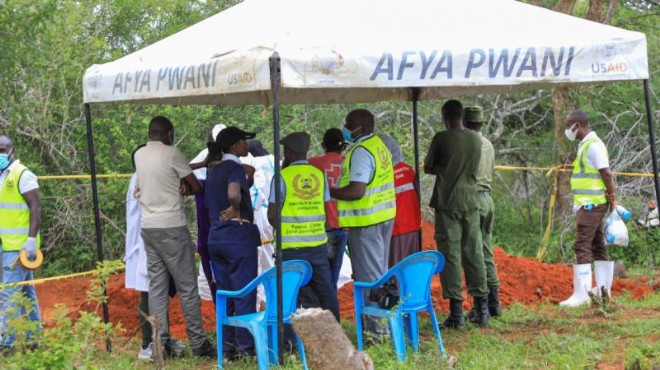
[36,220,655,337]
[37,274,216,339]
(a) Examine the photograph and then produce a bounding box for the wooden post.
[291,308,373,370]
[142,311,163,369]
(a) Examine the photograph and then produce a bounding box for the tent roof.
[83,0,648,105]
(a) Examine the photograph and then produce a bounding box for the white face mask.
[564,123,578,141]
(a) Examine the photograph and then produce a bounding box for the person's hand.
[243,164,256,186]
[21,237,38,261]
[243,164,256,180]
[179,180,190,195]
[607,193,616,213]
[220,205,242,223]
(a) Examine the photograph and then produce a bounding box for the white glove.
[21,237,38,261]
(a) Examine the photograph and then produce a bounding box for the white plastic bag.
[605,211,629,246]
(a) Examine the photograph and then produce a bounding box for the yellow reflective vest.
[281,163,328,249]
[337,135,396,227]
[0,162,40,252]
[570,137,607,206]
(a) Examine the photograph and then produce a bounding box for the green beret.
[465,106,485,123]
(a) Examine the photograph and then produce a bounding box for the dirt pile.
[36,220,656,335]
[38,274,217,338]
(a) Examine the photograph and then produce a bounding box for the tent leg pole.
[411,88,422,251]
[269,52,284,365]
[84,103,112,353]
[643,80,660,211]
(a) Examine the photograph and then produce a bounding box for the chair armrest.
[353,269,397,289]
[215,276,262,299]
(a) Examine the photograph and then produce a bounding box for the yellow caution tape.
[20,250,44,270]
[38,174,133,180]
[536,167,563,262]
[28,166,660,273]
[0,262,125,290]
[38,167,660,181]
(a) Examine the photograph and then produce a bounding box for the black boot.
[488,286,502,317]
[468,296,489,327]
[466,296,479,321]
[441,299,465,329]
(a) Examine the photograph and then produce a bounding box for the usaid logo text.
[591,62,628,74]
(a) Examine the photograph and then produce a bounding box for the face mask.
[0,152,11,171]
[342,126,358,143]
[564,123,578,141]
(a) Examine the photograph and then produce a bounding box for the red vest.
[308,152,344,230]
[392,162,421,236]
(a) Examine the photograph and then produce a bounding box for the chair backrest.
[261,260,313,322]
[393,250,445,309]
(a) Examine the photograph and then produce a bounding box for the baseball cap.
[280,132,310,153]
[216,126,256,151]
[323,128,346,148]
[464,106,485,123]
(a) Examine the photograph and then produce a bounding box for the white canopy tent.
[82,0,655,356]
[84,0,648,105]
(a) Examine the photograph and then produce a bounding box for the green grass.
[0,293,657,369]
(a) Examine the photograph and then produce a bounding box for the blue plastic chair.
[215,260,312,370]
[353,250,447,362]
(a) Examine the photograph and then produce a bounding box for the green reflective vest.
[281,164,328,249]
[0,163,41,251]
[570,137,607,206]
[337,135,396,227]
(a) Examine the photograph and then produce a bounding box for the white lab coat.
[124,173,150,292]
[241,154,276,308]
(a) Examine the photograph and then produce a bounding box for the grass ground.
[3,291,654,370]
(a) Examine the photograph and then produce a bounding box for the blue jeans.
[2,251,42,347]
[327,229,348,288]
[281,244,340,352]
[282,244,340,321]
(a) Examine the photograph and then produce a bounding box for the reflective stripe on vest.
[0,227,30,234]
[281,164,328,249]
[570,137,607,206]
[0,202,29,210]
[0,163,41,251]
[395,182,415,194]
[337,135,396,227]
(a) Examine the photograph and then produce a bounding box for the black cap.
[280,132,310,153]
[323,128,346,148]
[216,126,256,151]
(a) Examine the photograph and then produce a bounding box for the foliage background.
[0,0,658,277]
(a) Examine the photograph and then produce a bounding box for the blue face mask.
[342,126,356,143]
[0,152,11,171]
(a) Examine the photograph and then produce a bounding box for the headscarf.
[380,134,403,165]
[248,139,269,157]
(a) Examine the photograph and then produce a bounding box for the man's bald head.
[565,109,592,141]
[442,99,464,129]
[148,116,174,144]
[0,136,13,154]
[566,109,589,127]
